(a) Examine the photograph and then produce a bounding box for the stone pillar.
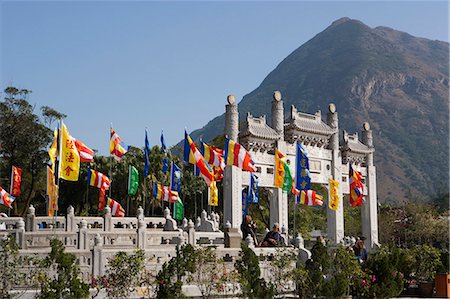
[104,206,112,231]
[78,219,88,250]
[225,95,238,141]
[187,219,195,246]
[26,205,35,232]
[66,206,75,232]
[137,219,146,249]
[271,91,284,138]
[361,122,379,250]
[16,219,25,249]
[223,95,243,229]
[92,233,103,277]
[326,103,345,245]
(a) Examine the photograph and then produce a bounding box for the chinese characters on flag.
[59,123,80,181]
[10,166,22,197]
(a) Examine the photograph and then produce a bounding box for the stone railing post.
[92,233,103,277]
[16,219,26,249]
[26,205,35,232]
[66,205,75,232]
[136,206,144,221]
[137,219,146,249]
[78,219,88,250]
[104,206,112,231]
[187,220,195,245]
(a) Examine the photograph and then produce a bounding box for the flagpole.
[143,178,146,217]
[109,124,113,198]
[55,120,63,219]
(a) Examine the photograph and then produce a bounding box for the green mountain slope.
[189,17,449,202]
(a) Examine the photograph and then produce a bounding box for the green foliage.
[292,263,312,298]
[324,246,360,297]
[360,245,404,298]
[234,243,275,299]
[305,241,330,295]
[0,235,24,298]
[36,239,89,299]
[92,249,146,298]
[155,244,197,298]
[411,244,443,282]
[265,248,297,296]
[0,87,54,216]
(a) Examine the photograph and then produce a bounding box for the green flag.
[174,197,183,220]
[283,163,293,192]
[128,165,139,195]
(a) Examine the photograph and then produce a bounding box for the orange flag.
[59,123,80,181]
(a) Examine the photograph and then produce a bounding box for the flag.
[201,142,225,182]
[174,197,184,220]
[349,165,364,207]
[73,137,94,162]
[210,181,219,206]
[184,130,214,186]
[247,173,259,203]
[128,165,139,195]
[153,182,178,203]
[0,186,15,208]
[47,166,58,216]
[161,131,169,173]
[283,162,294,193]
[49,128,58,172]
[98,187,107,211]
[295,143,311,197]
[242,190,249,218]
[144,129,150,177]
[59,123,80,181]
[329,178,339,211]
[110,128,130,161]
[10,166,22,197]
[223,138,257,172]
[107,197,125,217]
[274,149,286,188]
[170,162,181,193]
[87,168,111,189]
[299,190,323,206]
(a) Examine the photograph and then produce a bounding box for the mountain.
[189,17,449,203]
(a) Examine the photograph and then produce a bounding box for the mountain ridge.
[187,17,449,202]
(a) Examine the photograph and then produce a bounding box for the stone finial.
[281,225,287,234]
[225,221,231,229]
[94,233,102,246]
[104,206,111,215]
[196,216,201,227]
[178,234,186,246]
[295,233,304,248]
[227,94,236,105]
[137,206,144,219]
[67,205,75,215]
[245,234,254,247]
[182,218,188,229]
[80,219,87,229]
[164,207,170,219]
[27,205,35,215]
[17,219,25,230]
[201,210,207,220]
[273,90,282,102]
[188,219,195,229]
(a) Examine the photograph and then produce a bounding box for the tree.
[0,235,26,298]
[0,86,55,216]
[36,239,89,299]
[234,243,275,299]
[92,249,146,298]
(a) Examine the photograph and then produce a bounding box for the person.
[353,236,368,263]
[241,215,258,246]
[261,223,284,247]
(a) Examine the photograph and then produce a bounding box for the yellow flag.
[47,166,59,216]
[274,149,286,188]
[48,128,58,172]
[209,181,218,206]
[59,123,80,181]
[328,178,339,211]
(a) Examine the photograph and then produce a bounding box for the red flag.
[73,138,94,162]
[10,166,22,197]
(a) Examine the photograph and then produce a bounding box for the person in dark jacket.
[261,223,284,247]
[241,215,258,246]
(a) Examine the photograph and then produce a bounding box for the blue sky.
[1,1,448,155]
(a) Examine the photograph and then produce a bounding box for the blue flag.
[161,130,169,173]
[295,143,311,202]
[247,173,259,203]
[170,162,181,193]
[242,189,249,218]
[144,129,150,177]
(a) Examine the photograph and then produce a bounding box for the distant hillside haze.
[189,17,449,202]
